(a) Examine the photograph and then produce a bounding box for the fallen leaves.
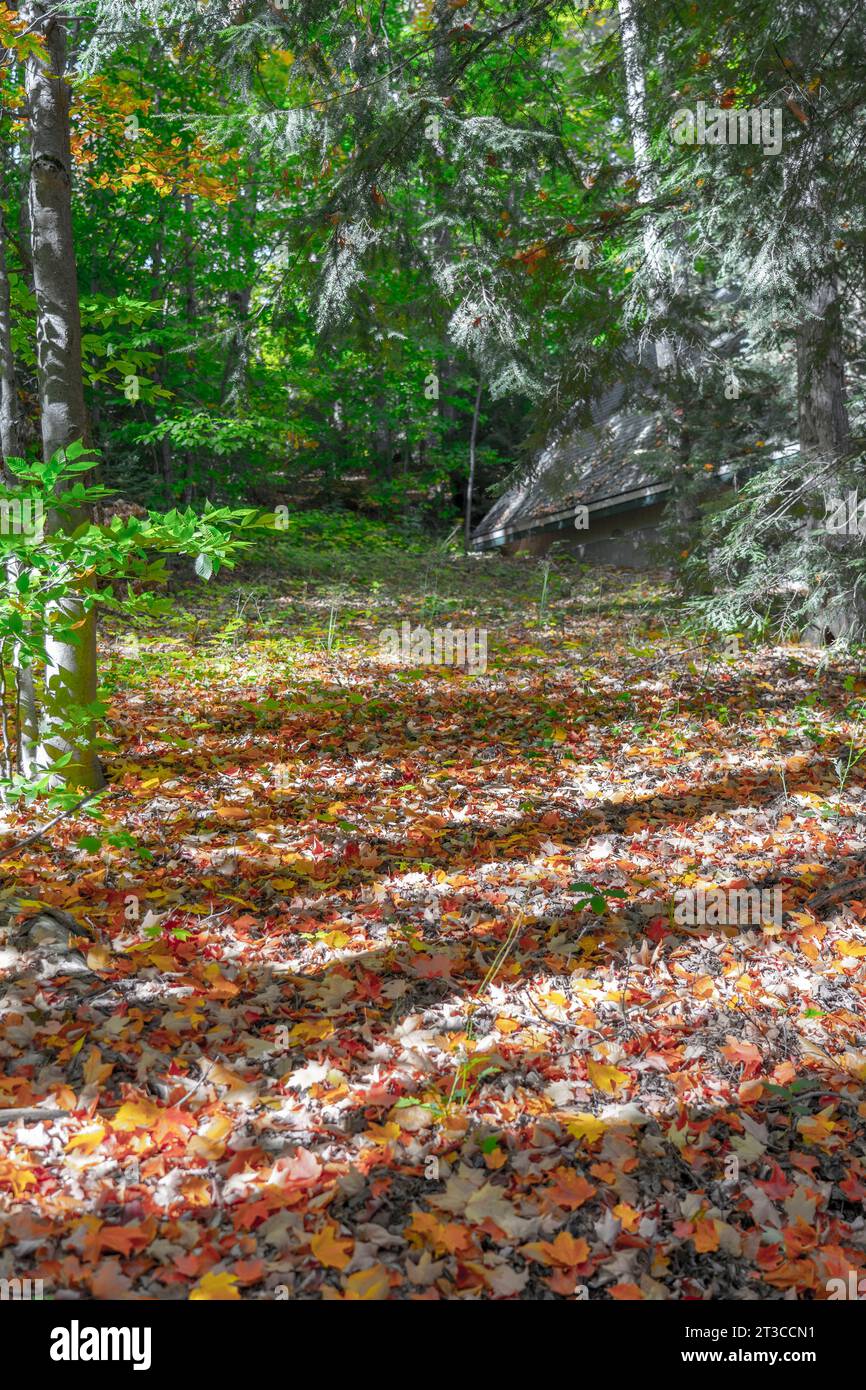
[587,1059,630,1095]
[1,563,865,1302]
[543,1168,597,1209]
[521,1230,590,1268]
[310,1224,353,1271]
[190,1270,241,1301]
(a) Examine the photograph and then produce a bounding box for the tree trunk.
[182,192,198,322]
[149,208,175,493]
[464,377,482,552]
[617,0,675,370]
[0,205,40,779]
[796,277,849,460]
[23,1,102,790]
[0,208,20,465]
[780,27,849,462]
[219,167,257,410]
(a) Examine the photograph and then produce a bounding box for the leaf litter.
[0,556,865,1301]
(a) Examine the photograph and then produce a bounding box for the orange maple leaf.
[310,1224,353,1271]
[544,1168,597,1210]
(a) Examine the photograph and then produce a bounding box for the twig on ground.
[173,1059,216,1109]
[523,987,568,1033]
[0,1108,68,1126]
[807,873,866,910]
[0,785,119,858]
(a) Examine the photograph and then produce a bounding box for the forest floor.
[1,545,865,1300]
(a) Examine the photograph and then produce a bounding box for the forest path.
[1,551,864,1299]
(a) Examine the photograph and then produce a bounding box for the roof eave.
[470,446,795,551]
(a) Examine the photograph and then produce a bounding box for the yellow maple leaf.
[113,1098,160,1131]
[289,1020,334,1044]
[613,1203,640,1232]
[542,990,568,1007]
[11,1169,36,1198]
[587,1059,629,1094]
[565,1113,607,1144]
[82,1048,113,1087]
[342,1265,389,1300]
[190,1114,233,1160]
[797,1106,839,1147]
[0,1163,37,1198]
[310,1224,353,1271]
[209,1061,252,1090]
[86,945,112,971]
[189,1271,241,1301]
[65,1125,107,1155]
[317,930,351,949]
[365,1120,401,1144]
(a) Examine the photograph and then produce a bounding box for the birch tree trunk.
[23,1,102,789]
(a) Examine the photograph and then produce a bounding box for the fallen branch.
[0,1108,68,1126]
[807,873,866,911]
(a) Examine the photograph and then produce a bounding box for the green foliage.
[287,510,421,551]
[0,443,271,799]
[569,881,629,915]
[682,444,866,643]
[3,0,865,646]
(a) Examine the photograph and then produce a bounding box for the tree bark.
[617,0,675,371]
[219,166,257,410]
[0,203,40,778]
[780,25,849,462]
[796,278,849,459]
[23,1,102,789]
[464,376,482,552]
[0,207,21,464]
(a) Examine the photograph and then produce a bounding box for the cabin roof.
[472,385,676,548]
[472,380,794,550]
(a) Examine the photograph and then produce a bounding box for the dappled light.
[0,0,864,1351]
[2,557,865,1305]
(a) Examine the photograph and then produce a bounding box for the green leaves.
[569,881,628,914]
[479,1132,502,1154]
[7,438,95,490]
[0,443,274,796]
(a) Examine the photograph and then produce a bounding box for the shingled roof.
[472,383,675,550]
